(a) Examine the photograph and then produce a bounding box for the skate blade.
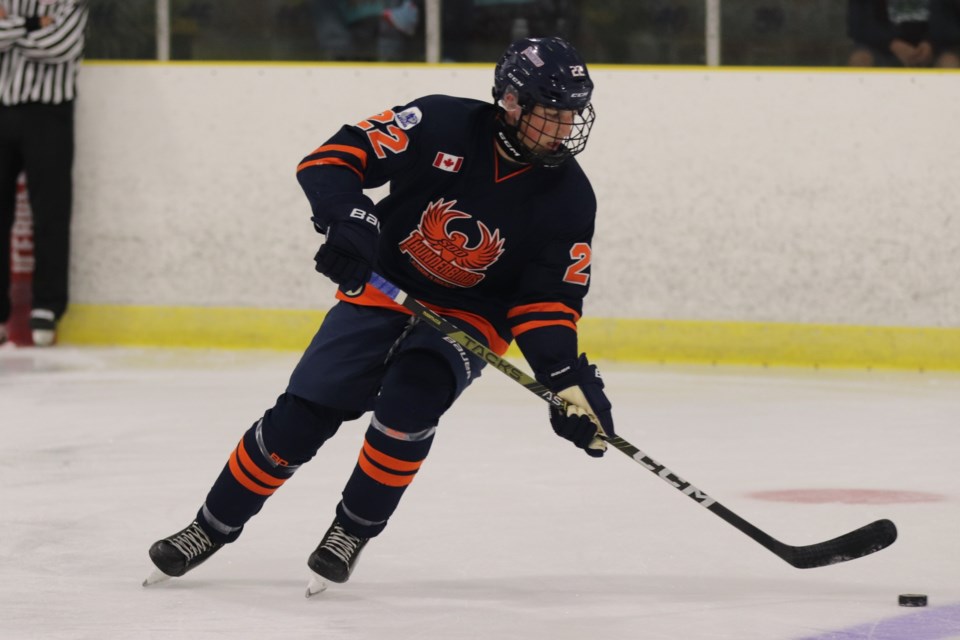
[305,571,329,598]
[142,568,173,587]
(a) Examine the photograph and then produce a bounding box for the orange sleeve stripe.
[228,448,277,496]
[358,451,417,487]
[511,319,579,337]
[236,439,285,488]
[296,157,364,180]
[362,440,423,472]
[306,144,368,168]
[507,302,581,321]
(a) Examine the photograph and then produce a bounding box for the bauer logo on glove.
[314,209,380,294]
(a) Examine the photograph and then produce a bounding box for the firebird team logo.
[399,199,506,288]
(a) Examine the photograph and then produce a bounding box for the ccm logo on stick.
[632,451,716,506]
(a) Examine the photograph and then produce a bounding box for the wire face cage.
[516,103,596,167]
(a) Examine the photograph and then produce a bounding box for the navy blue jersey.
[297,94,596,367]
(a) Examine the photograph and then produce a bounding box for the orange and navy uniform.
[192,96,600,545]
[296,94,596,373]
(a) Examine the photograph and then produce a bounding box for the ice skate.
[305,519,369,597]
[143,520,224,586]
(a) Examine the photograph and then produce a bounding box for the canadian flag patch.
[433,151,464,173]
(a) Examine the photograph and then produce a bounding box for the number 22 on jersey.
[357,110,410,159]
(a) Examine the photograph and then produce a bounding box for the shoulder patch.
[395,107,423,130]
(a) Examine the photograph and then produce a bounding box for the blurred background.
[7,1,956,360]
[84,0,899,67]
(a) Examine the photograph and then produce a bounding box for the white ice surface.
[1,346,959,640]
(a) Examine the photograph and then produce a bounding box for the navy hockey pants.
[197,302,486,542]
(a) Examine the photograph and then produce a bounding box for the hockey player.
[145,36,616,593]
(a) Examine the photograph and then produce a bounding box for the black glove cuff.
[310,194,378,234]
[536,354,603,393]
[326,215,379,245]
[516,324,578,377]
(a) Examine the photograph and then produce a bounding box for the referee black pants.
[0,102,75,323]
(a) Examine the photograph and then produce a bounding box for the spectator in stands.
[312,0,420,62]
[442,0,571,62]
[930,0,960,65]
[847,0,960,67]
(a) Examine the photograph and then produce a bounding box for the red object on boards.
[8,174,34,346]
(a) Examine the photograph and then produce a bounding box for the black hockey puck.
[898,594,928,607]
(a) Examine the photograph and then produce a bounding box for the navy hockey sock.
[198,393,346,542]
[338,350,455,538]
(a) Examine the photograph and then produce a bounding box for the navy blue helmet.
[492,37,595,167]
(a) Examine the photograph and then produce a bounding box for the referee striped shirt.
[0,0,87,105]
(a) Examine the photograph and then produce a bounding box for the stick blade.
[783,518,897,569]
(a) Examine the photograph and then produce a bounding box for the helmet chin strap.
[495,126,526,162]
[495,88,531,164]
[496,83,546,164]
[496,109,542,166]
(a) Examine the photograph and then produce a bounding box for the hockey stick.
[360,272,897,569]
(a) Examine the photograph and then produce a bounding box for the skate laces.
[322,523,364,564]
[168,522,214,561]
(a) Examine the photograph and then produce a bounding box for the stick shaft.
[364,272,896,568]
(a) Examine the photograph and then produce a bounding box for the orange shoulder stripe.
[507,302,581,322]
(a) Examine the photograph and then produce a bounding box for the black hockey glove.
[314,209,379,294]
[537,354,615,458]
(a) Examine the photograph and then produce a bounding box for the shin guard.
[338,350,456,538]
[198,393,346,542]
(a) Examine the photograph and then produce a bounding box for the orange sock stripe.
[357,450,417,487]
[236,439,285,488]
[228,448,278,496]
[361,440,423,473]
